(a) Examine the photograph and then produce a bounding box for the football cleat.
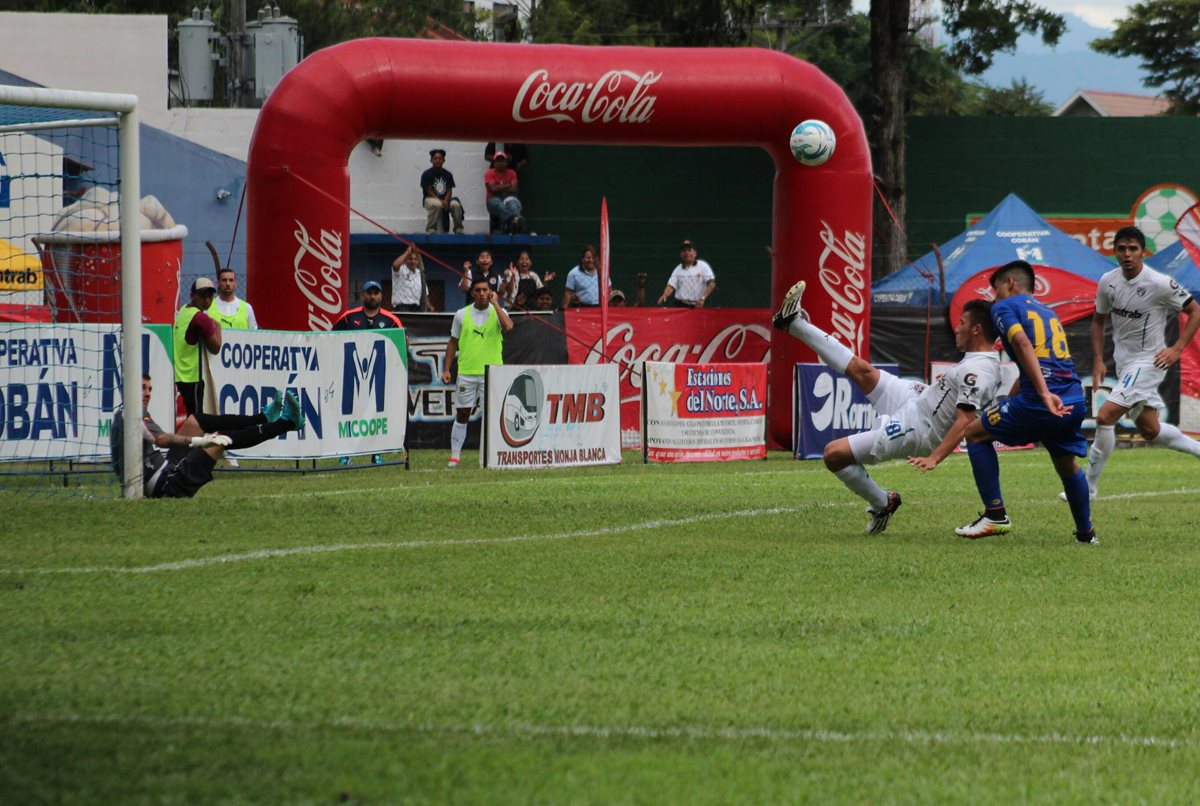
[281,391,305,431]
[865,491,902,534]
[261,394,284,423]
[955,513,1013,539]
[1075,529,1100,545]
[771,280,807,331]
[1058,490,1097,502]
[372,454,384,465]
[447,456,461,469]
[338,456,352,466]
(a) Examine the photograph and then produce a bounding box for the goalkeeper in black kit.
[111,374,304,499]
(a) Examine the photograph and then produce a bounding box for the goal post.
[0,85,143,499]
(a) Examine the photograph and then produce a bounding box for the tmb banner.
[793,362,897,459]
[483,363,621,469]
[208,328,408,459]
[565,308,771,448]
[642,361,767,462]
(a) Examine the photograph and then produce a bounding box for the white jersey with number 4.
[1096,265,1192,371]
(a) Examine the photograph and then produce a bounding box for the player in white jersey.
[1077,225,1200,498]
[773,283,1003,534]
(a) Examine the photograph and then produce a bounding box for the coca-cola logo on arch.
[817,219,867,356]
[513,69,662,125]
[292,219,345,332]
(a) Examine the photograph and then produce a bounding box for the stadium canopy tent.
[870,192,1115,378]
[1147,240,1200,295]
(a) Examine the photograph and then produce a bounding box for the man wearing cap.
[657,240,717,308]
[420,148,464,234]
[332,281,404,331]
[173,277,223,418]
[484,151,524,234]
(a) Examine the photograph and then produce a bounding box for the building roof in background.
[1054,90,1170,118]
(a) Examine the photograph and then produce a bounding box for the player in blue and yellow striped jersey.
[954,260,1097,544]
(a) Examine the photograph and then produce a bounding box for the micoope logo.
[500,370,545,447]
[342,340,386,415]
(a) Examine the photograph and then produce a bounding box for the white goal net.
[0,85,143,498]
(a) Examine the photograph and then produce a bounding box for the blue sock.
[1062,468,1093,534]
[967,442,1004,514]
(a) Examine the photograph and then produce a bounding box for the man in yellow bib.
[173,277,222,418]
[211,268,259,330]
[441,277,513,467]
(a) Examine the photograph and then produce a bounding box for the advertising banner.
[207,328,407,459]
[642,361,766,462]
[0,323,173,461]
[565,308,772,448]
[402,311,568,449]
[793,362,898,459]
[483,363,621,469]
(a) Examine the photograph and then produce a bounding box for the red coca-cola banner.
[565,308,772,448]
[245,38,873,448]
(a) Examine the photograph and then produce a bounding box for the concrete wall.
[0,12,170,129]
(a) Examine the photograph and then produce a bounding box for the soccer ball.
[789,120,836,167]
[1134,186,1197,254]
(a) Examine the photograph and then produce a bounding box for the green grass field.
[3,447,1200,803]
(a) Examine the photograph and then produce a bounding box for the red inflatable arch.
[246,38,872,447]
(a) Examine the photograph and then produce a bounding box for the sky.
[1040,0,1127,29]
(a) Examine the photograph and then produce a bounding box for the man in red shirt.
[484,152,524,234]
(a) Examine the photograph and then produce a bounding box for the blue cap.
[362,280,382,292]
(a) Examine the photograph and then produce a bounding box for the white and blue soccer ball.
[789,120,836,167]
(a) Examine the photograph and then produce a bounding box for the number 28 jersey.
[991,293,1080,397]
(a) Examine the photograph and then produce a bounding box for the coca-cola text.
[513,69,662,125]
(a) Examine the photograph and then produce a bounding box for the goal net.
[0,85,143,499]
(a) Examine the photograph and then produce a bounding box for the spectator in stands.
[532,287,555,311]
[502,251,556,306]
[459,249,510,300]
[485,142,529,175]
[333,281,401,465]
[391,245,432,313]
[485,152,524,234]
[514,278,539,310]
[112,373,302,499]
[173,277,222,418]
[442,277,514,467]
[656,239,716,308]
[562,245,607,308]
[421,148,464,234]
[610,289,626,306]
[634,272,648,306]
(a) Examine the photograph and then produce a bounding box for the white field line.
[8,711,1192,750]
[6,487,1198,577]
[3,506,818,575]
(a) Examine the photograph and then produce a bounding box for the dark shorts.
[176,380,205,417]
[980,392,1088,457]
[150,447,216,499]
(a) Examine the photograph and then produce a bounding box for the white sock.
[450,421,467,459]
[1151,422,1200,457]
[1085,425,1115,493]
[787,317,853,373]
[834,464,888,510]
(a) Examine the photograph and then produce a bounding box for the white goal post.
[0,85,143,499]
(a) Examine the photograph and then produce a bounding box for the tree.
[1092,0,1200,115]
[868,0,1064,277]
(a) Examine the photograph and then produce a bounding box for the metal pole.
[119,104,144,500]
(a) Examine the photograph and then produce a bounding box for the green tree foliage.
[1092,0,1200,115]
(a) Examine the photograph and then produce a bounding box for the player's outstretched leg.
[1150,422,1200,459]
[772,281,855,374]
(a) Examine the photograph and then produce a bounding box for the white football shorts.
[454,374,486,411]
[848,400,936,466]
[1107,363,1165,419]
